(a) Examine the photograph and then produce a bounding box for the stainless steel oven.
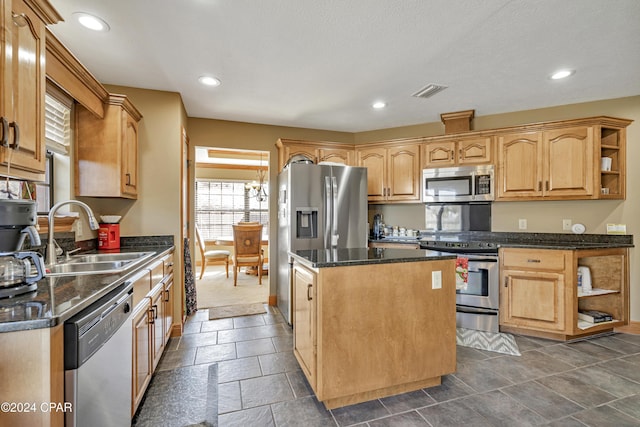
[456,254,499,333]
[421,239,499,333]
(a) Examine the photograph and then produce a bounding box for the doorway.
[193,147,270,309]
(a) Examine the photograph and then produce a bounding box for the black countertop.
[0,245,174,333]
[290,247,455,269]
[372,231,634,250]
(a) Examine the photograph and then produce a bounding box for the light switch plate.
[432,270,442,289]
[518,219,527,230]
[562,219,572,231]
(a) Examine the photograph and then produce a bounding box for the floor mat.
[456,327,521,356]
[208,303,267,320]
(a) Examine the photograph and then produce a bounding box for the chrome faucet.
[47,200,100,266]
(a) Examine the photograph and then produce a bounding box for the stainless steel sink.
[46,251,155,276]
[67,252,154,264]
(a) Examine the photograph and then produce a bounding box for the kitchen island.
[290,247,457,409]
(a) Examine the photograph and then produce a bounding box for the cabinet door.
[150,283,164,371]
[496,131,543,199]
[121,110,139,197]
[132,300,151,415]
[281,143,318,170]
[293,265,316,388]
[500,269,566,332]
[423,141,456,168]
[356,147,386,201]
[163,276,174,345]
[0,0,46,177]
[387,144,420,201]
[318,147,353,165]
[459,136,492,165]
[544,126,593,197]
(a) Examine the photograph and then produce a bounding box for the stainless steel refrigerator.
[277,163,368,324]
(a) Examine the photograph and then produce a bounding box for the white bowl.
[100,215,122,224]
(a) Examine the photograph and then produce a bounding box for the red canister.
[98,223,120,249]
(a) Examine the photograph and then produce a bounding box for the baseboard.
[170,323,183,337]
[615,321,640,335]
[268,295,277,306]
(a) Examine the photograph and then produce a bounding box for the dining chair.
[195,225,230,280]
[231,223,264,286]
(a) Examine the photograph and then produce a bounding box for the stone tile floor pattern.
[133,305,640,426]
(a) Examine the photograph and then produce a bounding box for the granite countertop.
[0,244,174,333]
[290,247,455,268]
[371,231,634,250]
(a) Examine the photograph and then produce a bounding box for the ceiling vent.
[412,84,448,99]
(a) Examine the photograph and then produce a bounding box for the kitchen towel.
[455,257,469,290]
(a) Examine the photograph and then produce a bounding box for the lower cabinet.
[499,247,629,340]
[293,264,317,388]
[131,250,176,416]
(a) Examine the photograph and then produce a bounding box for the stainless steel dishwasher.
[64,282,133,427]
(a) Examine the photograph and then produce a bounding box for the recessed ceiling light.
[372,101,386,109]
[198,76,221,87]
[550,69,575,80]
[73,12,110,32]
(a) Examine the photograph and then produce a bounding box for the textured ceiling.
[48,0,640,132]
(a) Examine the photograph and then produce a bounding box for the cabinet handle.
[164,289,170,302]
[527,259,541,263]
[307,283,313,301]
[545,181,549,191]
[458,148,462,160]
[538,181,542,191]
[9,122,19,149]
[0,117,8,147]
[152,304,159,319]
[148,308,154,324]
[504,277,509,287]
[126,173,131,185]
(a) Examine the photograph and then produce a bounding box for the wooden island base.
[291,251,457,409]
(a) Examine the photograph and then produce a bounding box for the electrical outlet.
[562,219,572,231]
[518,219,527,230]
[76,220,83,235]
[432,270,442,289]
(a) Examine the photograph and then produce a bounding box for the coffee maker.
[0,199,45,298]
[0,199,41,251]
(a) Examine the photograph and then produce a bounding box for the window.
[195,180,268,240]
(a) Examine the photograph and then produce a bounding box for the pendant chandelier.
[245,153,268,202]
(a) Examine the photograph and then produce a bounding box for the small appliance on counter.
[372,214,383,239]
[98,215,122,250]
[0,251,45,298]
[577,265,592,293]
[0,199,40,252]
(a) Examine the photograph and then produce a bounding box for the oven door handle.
[456,306,498,315]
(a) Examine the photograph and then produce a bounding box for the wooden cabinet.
[131,297,152,415]
[162,252,175,344]
[500,248,569,333]
[0,0,60,181]
[598,124,627,198]
[496,126,594,200]
[422,136,492,168]
[75,93,142,198]
[292,257,456,409]
[293,263,317,389]
[276,138,354,171]
[131,252,175,415]
[500,247,629,340]
[130,269,151,415]
[356,142,421,203]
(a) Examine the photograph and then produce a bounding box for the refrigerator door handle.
[331,176,339,246]
[325,176,332,248]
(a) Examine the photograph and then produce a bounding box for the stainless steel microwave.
[422,165,494,203]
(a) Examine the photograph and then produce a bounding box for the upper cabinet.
[0,0,61,181]
[276,138,354,171]
[75,94,142,198]
[356,141,421,203]
[496,118,631,201]
[422,136,492,168]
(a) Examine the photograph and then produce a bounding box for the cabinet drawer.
[162,253,174,277]
[501,249,566,271]
[149,260,164,286]
[131,270,151,307]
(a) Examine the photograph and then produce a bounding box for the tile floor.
[133,305,640,426]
